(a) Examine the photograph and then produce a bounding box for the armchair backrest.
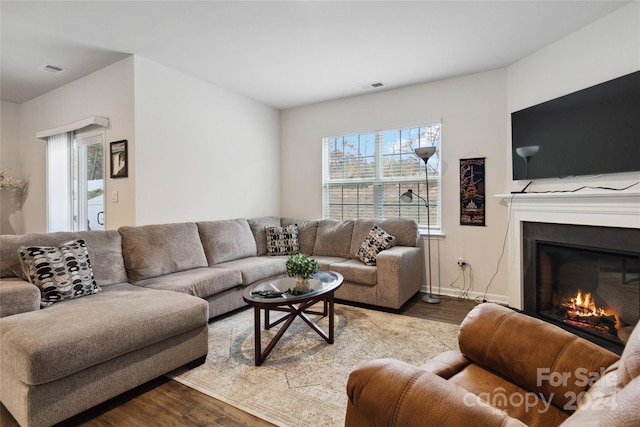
[458,303,620,412]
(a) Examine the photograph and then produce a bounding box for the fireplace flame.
[571,291,602,316]
[564,290,620,331]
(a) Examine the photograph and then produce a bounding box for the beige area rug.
[168,304,460,427]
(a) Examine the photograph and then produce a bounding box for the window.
[322,123,441,230]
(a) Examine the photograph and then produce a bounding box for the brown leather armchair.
[346,303,640,427]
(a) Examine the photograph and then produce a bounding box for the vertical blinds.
[46,132,73,232]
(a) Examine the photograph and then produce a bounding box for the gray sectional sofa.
[0,216,422,427]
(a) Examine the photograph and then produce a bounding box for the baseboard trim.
[422,286,509,306]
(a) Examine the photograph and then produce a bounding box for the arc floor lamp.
[401,146,440,304]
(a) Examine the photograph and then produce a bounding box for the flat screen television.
[511,70,640,180]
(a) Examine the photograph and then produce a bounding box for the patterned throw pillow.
[356,225,396,266]
[18,239,101,307]
[265,225,300,256]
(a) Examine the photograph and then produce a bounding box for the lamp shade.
[516,145,540,159]
[414,146,436,161]
[400,190,414,203]
[399,188,428,206]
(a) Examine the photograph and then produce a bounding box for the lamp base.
[421,294,441,304]
[510,181,532,194]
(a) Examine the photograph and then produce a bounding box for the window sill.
[418,229,445,239]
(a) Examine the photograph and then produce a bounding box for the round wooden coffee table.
[242,270,343,366]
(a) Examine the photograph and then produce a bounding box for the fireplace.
[522,222,640,354]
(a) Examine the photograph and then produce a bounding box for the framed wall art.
[460,157,485,226]
[110,140,128,179]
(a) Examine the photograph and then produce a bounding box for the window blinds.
[46,132,73,232]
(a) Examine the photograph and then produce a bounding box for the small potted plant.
[286,253,319,293]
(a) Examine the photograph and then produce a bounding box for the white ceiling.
[1,1,630,109]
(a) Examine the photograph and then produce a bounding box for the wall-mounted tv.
[511,70,640,180]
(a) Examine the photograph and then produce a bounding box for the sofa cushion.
[0,279,41,317]
[351,218,418,256]
[215,257,286,285]
[77,230,128,286]
[0,283,208,385]
[197,219,257,265]
[120,222,208,282]
[313,255,350,271]
[281,218,318,256]
[330,259,377,285]
[265,224,300,255]
[133,267,242,299]
[355,225,395,266]
[1,232,79,280]
[248,216,282,256]
[378,218,418,247]
[313,219,354,258]
[2,231,127,286]
[18,239,101,307]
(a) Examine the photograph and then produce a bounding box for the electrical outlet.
[457,258,467,268]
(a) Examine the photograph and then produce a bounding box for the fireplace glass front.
[535,242,639,352]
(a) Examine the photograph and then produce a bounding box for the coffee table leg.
[328,294,335,344]
[264,308,270,330]
[253,306,261,366]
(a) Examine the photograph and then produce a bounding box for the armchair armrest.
[0,279,40,317]
[375,246,422,309]
[346,358,526,427]
[419,349,471,379]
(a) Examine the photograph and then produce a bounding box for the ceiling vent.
[42,64,64,74]
[361,81,385,90]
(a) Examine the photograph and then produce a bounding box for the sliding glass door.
[74,132,104,231]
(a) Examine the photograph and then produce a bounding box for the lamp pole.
[400,146,440,304]
[421,157,440,304]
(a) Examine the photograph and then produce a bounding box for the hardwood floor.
[1,294,477,427]
[399,292,478,324]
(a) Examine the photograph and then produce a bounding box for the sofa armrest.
[0,279,40,317]
[346,358,527,427]
[375,246,422,308]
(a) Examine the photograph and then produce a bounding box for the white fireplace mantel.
[495,191,640,309]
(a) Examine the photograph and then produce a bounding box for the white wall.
[12,55,280,231]
[0,102,20,168]
[507,1,640,192]
[1,101,23,233]
[281,69,510,302]
[133,57,280,225]
[280,1,640,305]
[16,57,136,232]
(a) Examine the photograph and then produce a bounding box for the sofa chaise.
[1,216,422,426]
[345,302,640,427]
[0,229,209,427]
